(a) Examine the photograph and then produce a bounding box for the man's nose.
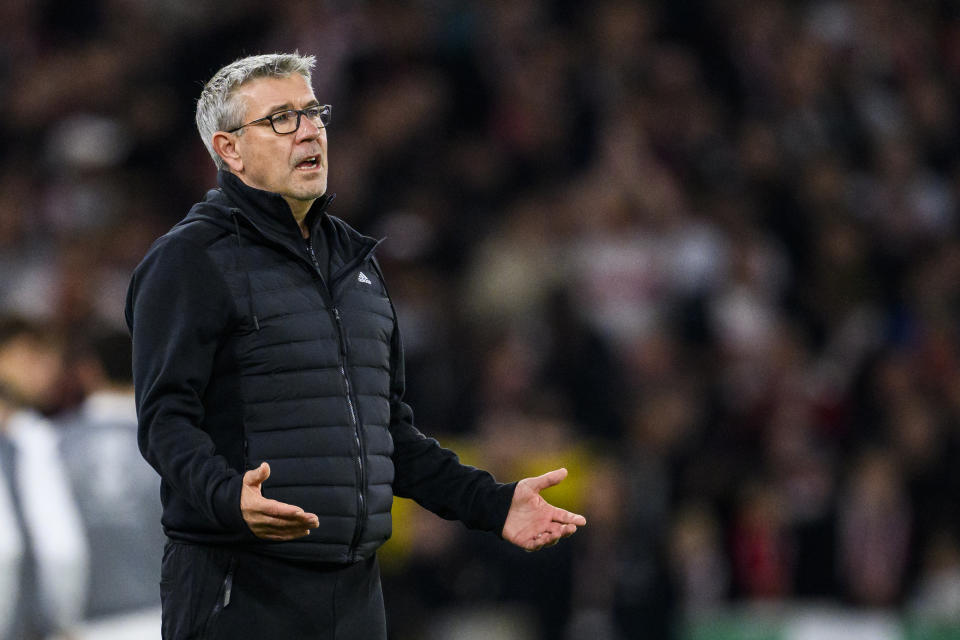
[295,114,321,140]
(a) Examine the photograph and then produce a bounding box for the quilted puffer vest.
[197,174,396,563]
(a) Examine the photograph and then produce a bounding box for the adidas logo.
[357,271,372,285]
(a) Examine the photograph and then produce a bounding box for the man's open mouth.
[296,156,320,170]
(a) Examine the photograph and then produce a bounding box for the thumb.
[525,467,568,493]
[244,462,270,488]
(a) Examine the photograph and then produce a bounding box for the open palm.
[502,468,587,551]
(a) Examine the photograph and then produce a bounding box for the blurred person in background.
[126,52,585,640]
[836,448,912,607]
[730,480,795,600]
[0,316,87,640]
[57,324,164,625]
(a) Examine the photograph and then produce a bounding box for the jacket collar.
[216,170,335,244]
[213,170,380,290]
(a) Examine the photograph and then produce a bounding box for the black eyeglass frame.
[227,104,332,135]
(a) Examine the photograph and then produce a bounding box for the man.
[126,52,585,639]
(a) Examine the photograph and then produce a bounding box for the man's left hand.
[502,468,587,551]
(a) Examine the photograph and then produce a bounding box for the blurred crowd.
[3,0,960,638]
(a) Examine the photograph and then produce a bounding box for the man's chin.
[294,175,327,199]
[300,188,327,201]
[289,184,328,202]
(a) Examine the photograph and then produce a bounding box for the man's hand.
[502,468,587,551]
[241,462,319,540]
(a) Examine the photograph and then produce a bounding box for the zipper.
[333,307,367,559]
[308,237,368,560]
[202,557,237,639]
[307,236,324,283]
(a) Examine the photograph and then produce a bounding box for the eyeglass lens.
[272,106,331,134]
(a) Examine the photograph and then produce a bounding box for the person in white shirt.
[0,316,87,640]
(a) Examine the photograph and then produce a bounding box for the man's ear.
[212,131,243,173]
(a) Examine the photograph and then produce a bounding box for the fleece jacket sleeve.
[125,236,246,533]
[386,308,516,536]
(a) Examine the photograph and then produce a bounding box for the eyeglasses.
[228,104,332,135]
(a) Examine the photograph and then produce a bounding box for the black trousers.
[160,541,386,640]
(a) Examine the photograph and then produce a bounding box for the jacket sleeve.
[125,236,246,532]
[386,304,516,536]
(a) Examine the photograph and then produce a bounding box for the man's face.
[230,74,328,203]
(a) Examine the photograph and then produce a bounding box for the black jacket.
[126,171,515,563]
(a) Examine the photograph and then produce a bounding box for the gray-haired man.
[126,52,585,639]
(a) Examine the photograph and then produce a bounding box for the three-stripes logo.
[357,271,372,285]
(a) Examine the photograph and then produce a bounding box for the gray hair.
[196,52,316,169]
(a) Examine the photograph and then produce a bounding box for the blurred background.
[2,0,960,638]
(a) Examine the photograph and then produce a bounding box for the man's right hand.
[241,462,319,540]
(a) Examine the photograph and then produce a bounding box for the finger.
[251,513,320,532]
[550,506,587,527]
[259,498,303,519]
[256,520,316,535]
[261,502,319,526]
[249,517,318,538]
[532,522,581,549]
[243,462,271,488]
[526,526,560,550]
[271,507,319,527]
[257,529,312,541]
[525,468,568,493]
[253,512,316,528]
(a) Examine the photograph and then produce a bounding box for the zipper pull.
[223,570,233,607]
[332,308,347,356]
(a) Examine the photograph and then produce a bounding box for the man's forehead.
[235,74,317,112]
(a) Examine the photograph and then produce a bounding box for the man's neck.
[283,195,314,238]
